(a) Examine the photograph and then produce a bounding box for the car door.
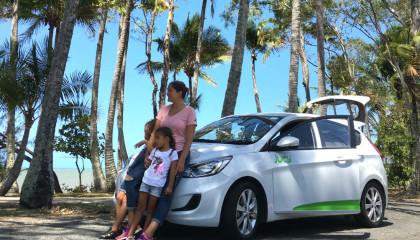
[269,116,360,213]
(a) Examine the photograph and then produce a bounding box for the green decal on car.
[293,200,360,211]
[274,154,291,163]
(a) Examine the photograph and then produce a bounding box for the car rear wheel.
[355,182,385,228]
[220,181,261,239]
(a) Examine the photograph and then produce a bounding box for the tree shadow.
[156,215,394,240]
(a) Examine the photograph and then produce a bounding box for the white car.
[166,95,387,239]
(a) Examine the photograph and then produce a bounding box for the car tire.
[220,181,262,240]
[355,182,385,228]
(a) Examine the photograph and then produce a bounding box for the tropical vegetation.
[0,0,418,209]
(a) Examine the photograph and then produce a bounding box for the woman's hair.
[155,127,176,150]
[169,80,189,99]
[144,119,156,140]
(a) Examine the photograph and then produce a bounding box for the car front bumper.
[166,172,233,227]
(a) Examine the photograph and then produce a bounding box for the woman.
[119,80,196,240]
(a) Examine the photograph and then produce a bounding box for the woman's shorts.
[139,182,162,198]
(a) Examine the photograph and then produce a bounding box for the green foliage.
[377,102,415,189]
[61,183,90,193]
[55,114,91,159]
[138,13,231,86]
[54,114,105,160]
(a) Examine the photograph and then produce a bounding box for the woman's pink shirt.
[156,105,197,152]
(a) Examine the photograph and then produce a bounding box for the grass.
[54,192,113,198]
[0,202,115,219]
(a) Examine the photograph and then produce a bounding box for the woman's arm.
[177,124,196,173]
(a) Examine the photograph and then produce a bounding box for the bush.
[61,183,91,193]
[377,102,415,189]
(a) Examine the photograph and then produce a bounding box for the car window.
[316,119,350,148]
[271,122,315,149]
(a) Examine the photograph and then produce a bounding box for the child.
[125,127,179,240]
[102,120,155,239]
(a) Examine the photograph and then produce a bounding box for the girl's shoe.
[115,225,130,240]
[137,232,153,240]
[134,225,142,235]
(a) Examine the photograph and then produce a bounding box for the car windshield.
[194,116,283,144]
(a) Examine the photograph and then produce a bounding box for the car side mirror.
[276,136,299,149]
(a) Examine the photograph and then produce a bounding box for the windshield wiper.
[193,139,220,143]
[223,140,254,145]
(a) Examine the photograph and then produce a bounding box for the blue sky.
[0,0,321,169]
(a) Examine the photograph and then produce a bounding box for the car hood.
[189,142,252,164]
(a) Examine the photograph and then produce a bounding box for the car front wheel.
[220,181,261,239]
[355,182,385,227]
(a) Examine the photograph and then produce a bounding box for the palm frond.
[199,71,217,86]
[184,94,201,110]
[136,61,164,74]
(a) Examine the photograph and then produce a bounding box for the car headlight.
[184,156,232,178]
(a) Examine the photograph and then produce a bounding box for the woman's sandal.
[99,229,120,239]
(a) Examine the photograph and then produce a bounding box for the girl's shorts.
[139,182,162,198]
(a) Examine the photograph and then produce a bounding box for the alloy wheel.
[236,189,258,236]
[363,187,383,223]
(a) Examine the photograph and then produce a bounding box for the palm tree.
[316,0,327,116]
[137,0,168,117]
[1,0,98,29]
[5,0,19,194]
[0,0,98,51]
[146,14,230,101]
[192,0,214,100]
[90,2,108,193]
[299,24,311,104]
[117,38,128,171]
[287,0,301,113]
[245,19,284,113]
[104,0,133,192]
[221,0,250,117]
[19,0,80,209]
[159,0,175,107]
[0,40,92,196]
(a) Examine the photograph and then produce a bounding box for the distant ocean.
[17,169,96,192]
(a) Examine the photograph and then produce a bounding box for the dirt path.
[0,199,419,239]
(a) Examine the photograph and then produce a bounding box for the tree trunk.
[104,1,132,192]
[0,135,63,194]
[188,75,193,101]
[288,0,301,113]
[146,5,158,118]
[409,0,420,192]
[408,97,420,191]
[117,36,129,171]
[48,24,54,52]
[53,171,63,193]
[0,119,33,196]
[20,0,80,209]
[90,7,108,193]
[411,0,420,38]
[5,0,20,195]
[316,0,327,116]
[298,25,311,104]
[192,0,207,100]
[221,0,250,117]
[251,52,261,113]
[159,0,175,108]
